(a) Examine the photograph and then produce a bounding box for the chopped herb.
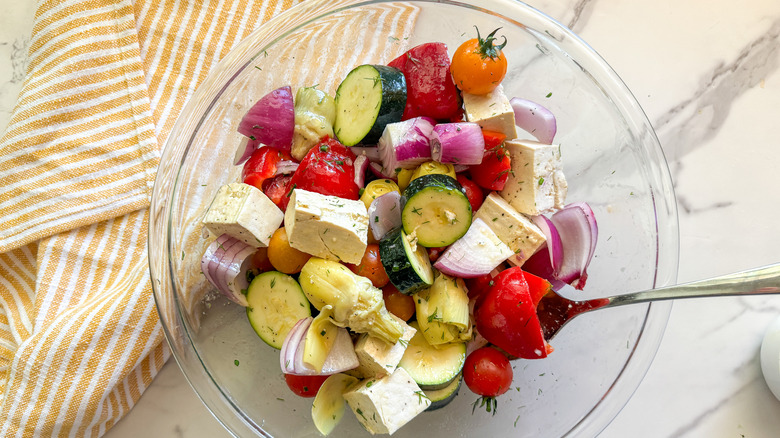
[356,408,368,421]
[546,92,552,98]
[270,278,276,288]
[320,330,326,336]
[254,66,262,70]
[234,359,240,366]
[538,177,545,186]
[366,380,375,388]
[414,390,430,404]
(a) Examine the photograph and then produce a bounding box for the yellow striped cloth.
[0,0,418,435]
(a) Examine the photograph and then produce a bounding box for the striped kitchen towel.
[0,0,418,435]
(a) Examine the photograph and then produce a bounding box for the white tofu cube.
[474,193,546,265]
[499,139,567,215]
[202,182,283,247]
[284,188,368,264]
[343,367,430,435]
[354,318,416,378]
[462,84,518,140]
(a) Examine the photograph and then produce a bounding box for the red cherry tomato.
[426,246,446,263]
[261,174,293,211]
[474,267,547,359]
[242,147,293,190]
[469,130,511,191]
[284,374,329,398]
[456,174,485,212]
[287,137,360,201]
[463,347,512,415]
[347,244,390,288]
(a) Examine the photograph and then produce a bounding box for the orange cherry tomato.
[267,227,311,274]
[450,27,508,95]
[382,283,415,321]
[347,244,390,288]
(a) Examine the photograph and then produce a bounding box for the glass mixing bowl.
[148,1,680,436]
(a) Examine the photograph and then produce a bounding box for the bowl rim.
[148,1,680,437]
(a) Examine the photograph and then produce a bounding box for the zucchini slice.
[424,374,462,411]
[334,64,406,146]
[246,271,311,349]
[379,227,434,295]
[398,322,466,390]
[402,174,472,247]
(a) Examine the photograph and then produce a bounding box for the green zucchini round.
[402,174,472,247]
[424,374,462,411]
[245,271,311,349]
[398,322,466,390]
[379,227,433,295]
[334,64,406,146]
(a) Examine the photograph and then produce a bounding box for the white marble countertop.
[3,0,780,437]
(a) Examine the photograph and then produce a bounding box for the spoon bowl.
[539,263,780,341]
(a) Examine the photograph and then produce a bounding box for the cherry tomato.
[464,272,496,302]
[463,347,513,415]
[284,374,329,398]
[347,244,390,288]
[426,246,446,263]
[287,137,360,201]
[242,147,294,190]
[469,130,511,191]
[474,267,547,359]
[261,174,293,211]
[456,174,485,212]
[451,27,508,95]
[267,227,311,274]
[382,283,415,321]
[251,247,274,272]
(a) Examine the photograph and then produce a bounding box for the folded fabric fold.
[0,0,305,435]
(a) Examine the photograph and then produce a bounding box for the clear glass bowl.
[148,1,680,437]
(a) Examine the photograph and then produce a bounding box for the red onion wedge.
[281,317,312,374]
[434,218,515,278]
[522,203,598,290]
[237,86,295,155]
[377,117,434,176]
[353,153,370,189]
[510,97,557,144]
[281,317,359,376]
[551,202,598,290]
[430,122,484,165]
[234,136,260,166]
[350,146,381,162]
[200,234,253,306]
[274,160,299,176]
[368,192,402,241]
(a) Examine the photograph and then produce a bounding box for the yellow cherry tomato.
[267,227,311,274]
[450,27,508,95]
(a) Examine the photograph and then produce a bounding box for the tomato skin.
[456,174,485,212]
[463,347,513,397]
[242,147,293,190]
[474,267,547,359]
[347,244,390,288]
[284,374,329,398]
[451,28,508,95]
[469,130,511,191]
[267,227,311,274]
[382,283,415,321]
[251,247,274,272]
[288,137,360,201]
[261,174,293,211]
[426,246,446,263]
[387,42,461,121]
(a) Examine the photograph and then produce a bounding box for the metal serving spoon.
[538,263,780,341]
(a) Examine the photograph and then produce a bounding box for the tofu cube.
[202,182,283,247]
[343,367,430,435]
[499,139,567,215]
[462,84,518,140]
[354,318,416,378]
[474,193,546,265]
[284,188,368,264]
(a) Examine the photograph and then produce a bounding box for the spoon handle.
[605,263,780,307]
